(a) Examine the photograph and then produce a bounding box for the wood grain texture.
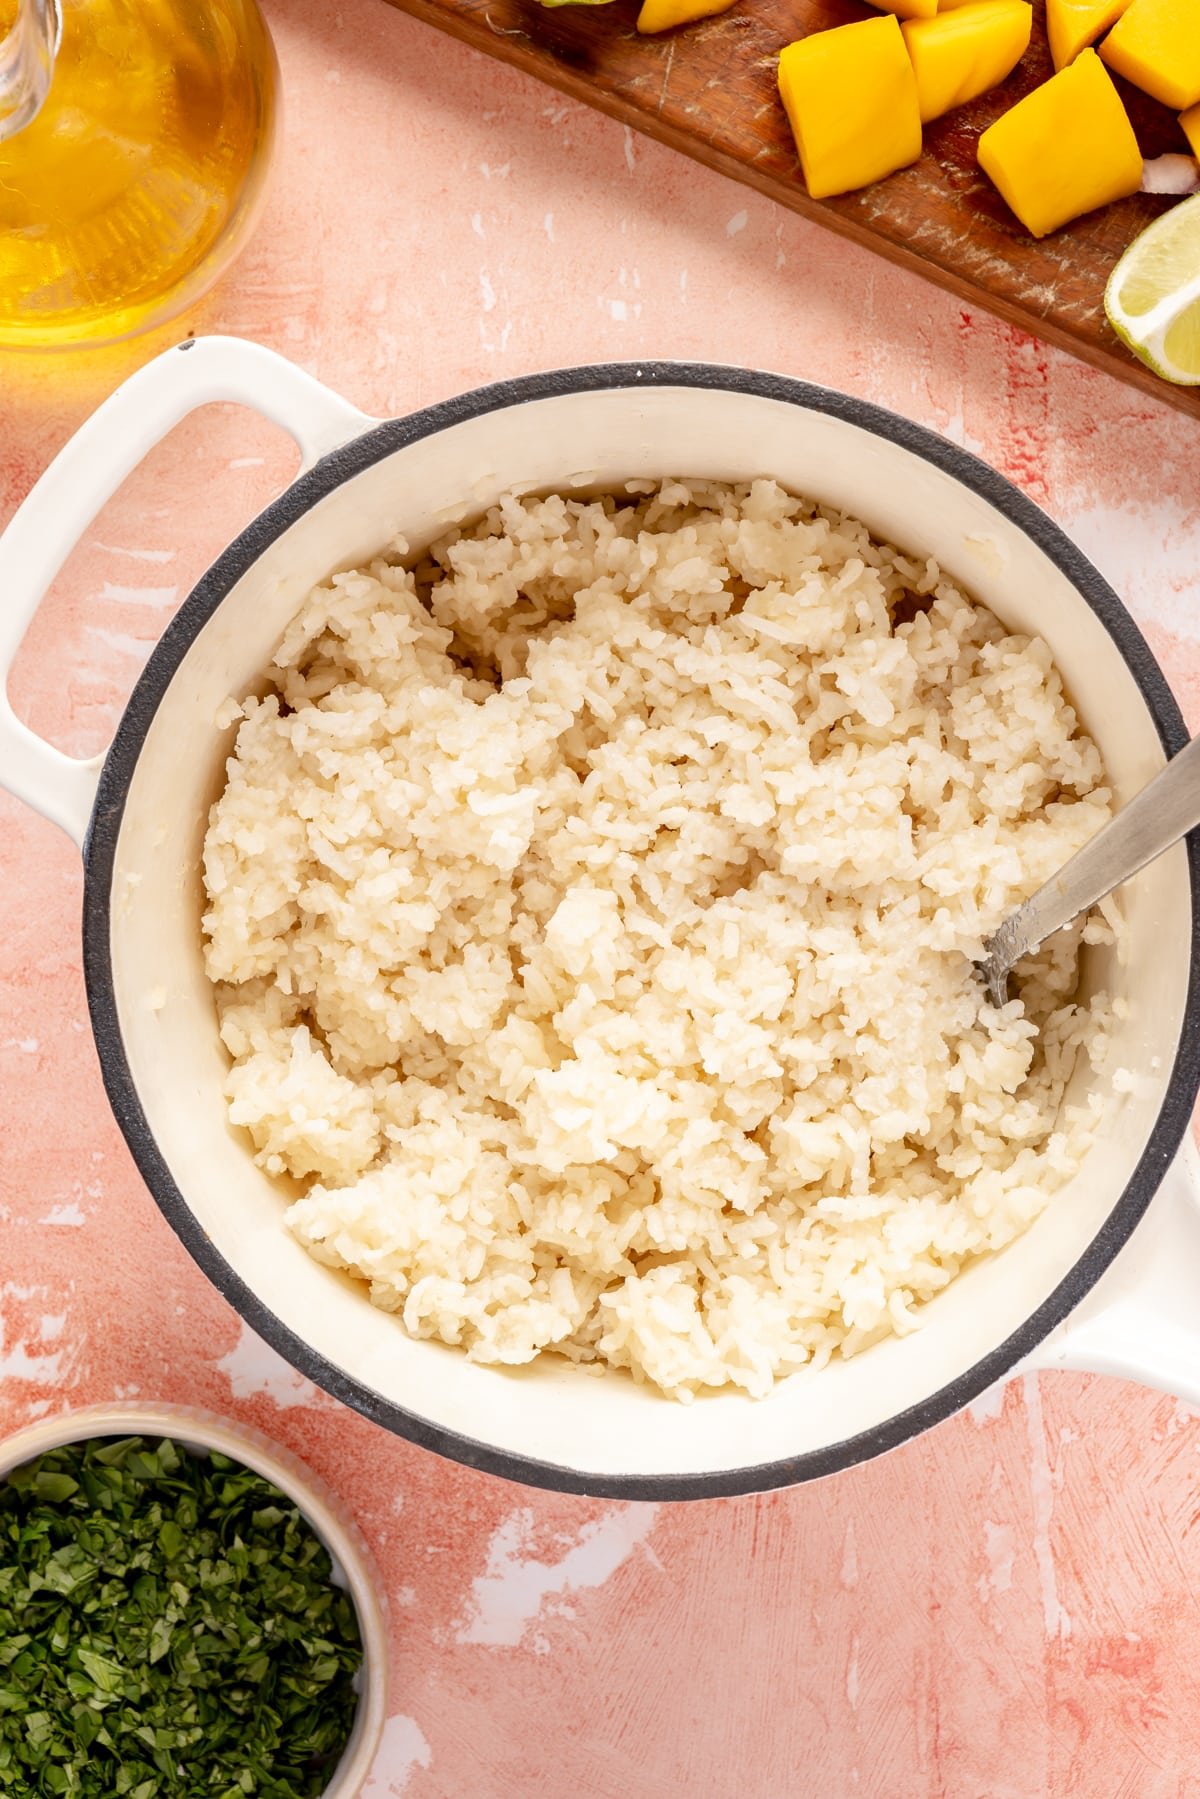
[380,0,1200,420]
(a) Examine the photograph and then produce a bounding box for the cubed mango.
[869,0,938,22]
[1183,101,1200,159]
[636,0,733,33]
[777,18,923,200]
[977,48,1143,237]
[1100,0,1200,110]
[1046,0,1132,69]
[902,1,1032,124]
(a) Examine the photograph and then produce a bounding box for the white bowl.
[0,1403,388,1796]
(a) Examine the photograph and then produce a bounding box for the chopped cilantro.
[0,1437,363,1795]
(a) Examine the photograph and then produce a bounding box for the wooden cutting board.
[381,0,1200,421]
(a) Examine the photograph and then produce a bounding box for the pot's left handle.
[0,335,378,849]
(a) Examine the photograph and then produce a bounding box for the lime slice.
[1105,193,1200,386]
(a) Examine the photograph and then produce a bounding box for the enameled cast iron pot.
[3,337,1200,1501]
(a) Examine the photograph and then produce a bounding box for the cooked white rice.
[201,479,1115,1401]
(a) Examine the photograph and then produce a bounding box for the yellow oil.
[0,0,276,348]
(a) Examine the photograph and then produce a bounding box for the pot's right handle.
[1022,1138,1200,1406]
[0,335,378,849]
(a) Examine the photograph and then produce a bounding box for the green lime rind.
[1107,307,1200,386]
[1105,193,1200,388]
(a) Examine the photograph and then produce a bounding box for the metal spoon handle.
[986,731,1200,975]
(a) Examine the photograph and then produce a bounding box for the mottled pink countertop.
[4,0,1200,1791]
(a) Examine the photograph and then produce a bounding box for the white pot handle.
[0,335,377,849]
[1021,1139,1200,1405]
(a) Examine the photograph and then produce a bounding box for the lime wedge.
[1105,193,1200,386]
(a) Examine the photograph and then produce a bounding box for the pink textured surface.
[3,0,1200,1792]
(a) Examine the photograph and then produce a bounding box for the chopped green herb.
[0,1437,363,1796]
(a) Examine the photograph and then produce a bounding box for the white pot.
[2,336,1198,1499]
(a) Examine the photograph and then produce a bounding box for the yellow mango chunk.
[938,0,1008,9]
[1046,0,1131,69]
[636,0,733,33]
[777,18,923,200]
[1100,0,1200,110]
[977,49,1143,237]
[1183,101,1200,159]
[902,2,1032,124]
[875,0,937,19]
